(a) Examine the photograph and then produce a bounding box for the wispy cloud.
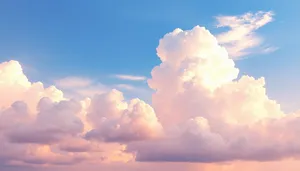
[55,76,150,100]
[261,46,279,54]
[114,83,151,93]
[115,84,136,90]
[55,76,93,88]
[54,76,108,98]
[216,11,277,59]
[114,74,147,81]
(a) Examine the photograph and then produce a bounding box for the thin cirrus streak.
[114,74,147,81]
[216,11,277,58]
[0,11,299,171]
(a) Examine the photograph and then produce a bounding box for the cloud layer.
[0,11,298,170]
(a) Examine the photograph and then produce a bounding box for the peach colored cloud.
[128,25,299,163]
[0,11,299,171]
[85,89,163,142]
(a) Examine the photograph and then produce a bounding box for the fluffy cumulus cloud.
[128,25,300,163]
[6,98,83,144]
[0,61,135,166]
[0,61,64,112]
[0,11,300,170]
[85,89,163,142]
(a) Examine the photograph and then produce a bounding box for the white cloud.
[261,46,279,54]
[114,74,147,81]
[128,25,298,163]
[0,11,300,170]
[216,11,276,58]
[0,61,64,113]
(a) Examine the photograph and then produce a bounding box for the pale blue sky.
[0,0,299,112]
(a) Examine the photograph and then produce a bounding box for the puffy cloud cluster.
[0,11,299,169]
[0,61,87,166]
[85,89,163,142]
[6,98,83,144]
[0,61,152,166]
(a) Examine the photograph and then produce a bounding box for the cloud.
[1,11,300,170]
[57,137,96,152]
[55,77,149,100]
[114,84,136,90]
[261,46,279,54]
[114,84,152,96]
[2,160,300,171]
[6,98,84,144]
[55,76,109,99]
[85,89,163,143]
[0,61,64,112]
[216,11,276,58]
[55,77,93,88]
[0,61,129,166]
[127,25,300,163]
[114,74,147,81]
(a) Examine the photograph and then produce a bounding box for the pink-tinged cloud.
[6,98,84,144]
[0,11,300,170]
[127,25,300,163]
[85,89,163,142]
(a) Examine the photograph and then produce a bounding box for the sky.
[0,0,300,171]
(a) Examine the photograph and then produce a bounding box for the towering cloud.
[127,25,298,163]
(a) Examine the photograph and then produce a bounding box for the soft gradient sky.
[0,0,300,171]
[0,0,299,111]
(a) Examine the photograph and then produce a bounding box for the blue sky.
[0,0,299,112]
[2,1,300,171]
